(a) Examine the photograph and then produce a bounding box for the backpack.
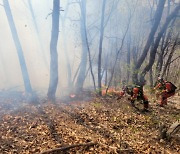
[134,85,143,97]
[166,81,177,92]
[124,85,133,95]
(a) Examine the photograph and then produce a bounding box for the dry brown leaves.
[0,94,179,153]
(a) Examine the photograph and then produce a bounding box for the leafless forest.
[0,0,180,153]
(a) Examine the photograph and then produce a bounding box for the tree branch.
[45,12,52,19]
[40,142,97,154]
[168,55,180,65]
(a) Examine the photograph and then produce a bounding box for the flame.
[70,94,76,98]
[102,88,120,96]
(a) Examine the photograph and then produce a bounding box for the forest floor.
[0,90,179,154]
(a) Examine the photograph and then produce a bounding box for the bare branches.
[168,55,180,65]
[141,4,180,78]
[135,0,166,70]
[106,13,132,92]
[41,142,97,154]
[45,11,52,19]
[46,7,64,20]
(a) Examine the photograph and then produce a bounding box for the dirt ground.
[0,91,179,154]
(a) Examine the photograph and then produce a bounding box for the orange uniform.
[118,85,149,111]
[155,82,176,106]
[131,87,149,110]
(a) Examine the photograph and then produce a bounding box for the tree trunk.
[149,67,153,87]
[162,34,179,78]
[3,0,33,94]
[47,0,60,101]
[27,0,48,68]
[155,34,169,80]
[98,0,107,95]
[61,21,72,89]
[132,0,166,83]
[75,0,88,92]
[84,22,96,91]
[141,5,180,78]
[155,18,175,80]
[106,17,130,92]
[61,1,72,89]
[127,37,131,83]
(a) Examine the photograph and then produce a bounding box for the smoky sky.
[0,0,174,95]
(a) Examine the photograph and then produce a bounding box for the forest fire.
[101,88,121,97]
[0,0,180,153]
[70,94,76,98]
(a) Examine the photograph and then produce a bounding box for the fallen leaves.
[0,93,179,153]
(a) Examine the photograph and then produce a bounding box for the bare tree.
[106,15,131,92]
[98,0,107,95]
[75,0,88,92]
[126,35,131,84]
[47,0,60,101]
[3,0,33,94]
[26,0,48,67]
[141,4,180,79]
[132,0,166,83]
[162,33,179,78]
[60,0,72,89]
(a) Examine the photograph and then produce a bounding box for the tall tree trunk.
[84,23,96,91]
[61,1,72,89]
[162,34,179,78]
[155,34,169,79]
[27,0,48,68]
[106,18,130,92]
[155,19,175,80]
[27,0,39,36]
[141,5,180,78]
[3,0,33,94]
[149,68,153,87]
[47,0,60,101]
[98,0,107,95]
[132,0,166,83]
[127,37,131,83]
[61,20,72,89]
[75,0,88,92]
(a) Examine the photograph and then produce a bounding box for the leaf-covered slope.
[0,95,179,153]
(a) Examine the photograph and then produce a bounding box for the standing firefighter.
[154,77,177,107]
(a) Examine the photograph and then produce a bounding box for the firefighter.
[154,77,165,100]
[118,79,149,112]
[154,77,177,107]
[118,80,127,98]
[130,79,149,112]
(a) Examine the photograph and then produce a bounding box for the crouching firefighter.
[130,79,149,112]
[118,79,149,112]
[154,77,177,107]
